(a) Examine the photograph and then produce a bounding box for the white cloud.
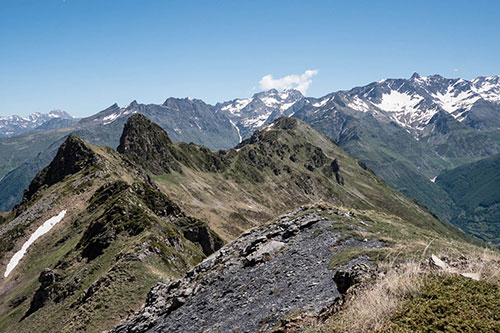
[259,69,318,95]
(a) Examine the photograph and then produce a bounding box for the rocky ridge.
[0,129,225,332]
[112,206,385,333]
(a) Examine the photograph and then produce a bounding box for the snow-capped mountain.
[2,73,500,218]
[312,73,500,135]
[216,74,500,141]
[216,89,306,141]
[0,110,73,137]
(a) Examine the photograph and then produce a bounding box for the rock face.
[23,268,76,318]
[23,134,98,202]
[330,159,344,185]
[117,114,229,175]
[117,114,181,174]
[112,207,385,333]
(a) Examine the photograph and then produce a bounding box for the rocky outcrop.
[23,268,77,318]
[111,207,384,333]
[330,159,344,185]
[180,222,225,256]
[77,180,223,262]
[117,114,230,175]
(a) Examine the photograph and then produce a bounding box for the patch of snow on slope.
[278,90,291,100]
[229,119,242,143]
[375,90,423,112]
[312,97,330,107]
[4,210,67,278]
[280,102,296,111]
[242,113,270,128]
[102,112,121,124]
[471,77,500,103]
[348,96,371,112]
[221,98,252,115]
[414,76,429,84]
[432,87,480,114]
[260,96,280,107]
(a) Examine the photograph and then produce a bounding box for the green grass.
[328,247,389,269]
[384,275,500,332]
[436,153,500,248]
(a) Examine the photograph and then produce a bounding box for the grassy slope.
[299,110,459,222]
[436,153,500,247]
[0,141,220,333]
[301,203,500,333]
[149,118,470,244]
[384,275,500,332]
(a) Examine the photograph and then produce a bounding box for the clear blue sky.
[1,0,499,117]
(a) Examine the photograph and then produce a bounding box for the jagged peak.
[23,134,97,202]
[124,100,139,109]
[162,96,208,107]
[117,114,181,174]
[117,113,172,147]
[104,103,120,111]
[410,72,421,80]
[118,114,173,153]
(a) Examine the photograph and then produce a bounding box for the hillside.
[0,134,223,333]
[2,75,500,249]
[119,114,468,242]
[436,153,500,247]
[0,114,486,332]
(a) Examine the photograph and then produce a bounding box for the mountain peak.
[24,134,97,202]
[117,114,181,174]
[410,72,421,80]
[125,100,139,109]
[48,109,73,119]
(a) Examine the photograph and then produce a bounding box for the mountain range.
[0,110,75,137]
[1,114,492,332]
[1,73,500,246]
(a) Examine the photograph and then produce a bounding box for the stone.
[430,254,448,270]
[460,272,480,280]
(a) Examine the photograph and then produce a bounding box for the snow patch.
[260,96,280,107]
[4,210,67,278]
[280,102,296,111]
[313,97,330,107]
[102,112,121,124]
[221,98,252,115]
[242,113,270,128]
[229,119,242,143]
[471,77,500,103]
[432,88,480,114]
[347,96,371,112]
[375,90,423,112]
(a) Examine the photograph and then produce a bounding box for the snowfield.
[3,210,67,278]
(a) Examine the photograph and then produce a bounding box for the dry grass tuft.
[306,249,500,333]
[319,262,424,332]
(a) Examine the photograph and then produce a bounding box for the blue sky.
[1,0,499,117]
